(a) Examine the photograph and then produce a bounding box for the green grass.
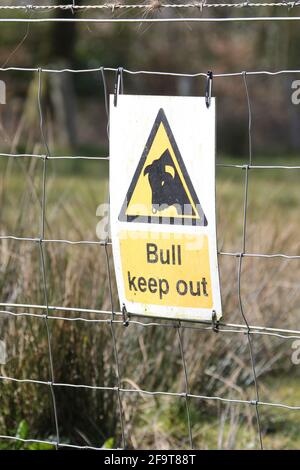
[131,375,300,449]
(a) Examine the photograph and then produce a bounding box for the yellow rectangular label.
[119,230,213,309]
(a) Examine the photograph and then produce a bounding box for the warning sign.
[119,108,207,226]
[110,95,222,322]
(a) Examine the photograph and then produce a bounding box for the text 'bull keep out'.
[127,243,209,300]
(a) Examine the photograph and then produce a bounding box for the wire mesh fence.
[1,62,300,449]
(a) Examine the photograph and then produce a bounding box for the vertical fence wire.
[100,66,109,139]
[37,68,60,449]
[238,71,263,450]
[176,322,193,449]
[105,244,127,449]
[101,68,127,448]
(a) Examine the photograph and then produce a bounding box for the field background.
[1,0,300,450]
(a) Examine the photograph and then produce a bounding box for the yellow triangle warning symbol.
[119,108,207,226]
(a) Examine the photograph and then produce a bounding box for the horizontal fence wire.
[0,2,300,10]
[2,2,300,23]
[1,64,300,449]
[1,16,300,23]
[1,65,300,76]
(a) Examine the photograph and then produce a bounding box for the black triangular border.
[118,108,208,226]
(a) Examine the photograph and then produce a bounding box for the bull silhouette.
[143,149,195,216]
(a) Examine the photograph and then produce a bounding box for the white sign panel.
[110,94,222,322]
